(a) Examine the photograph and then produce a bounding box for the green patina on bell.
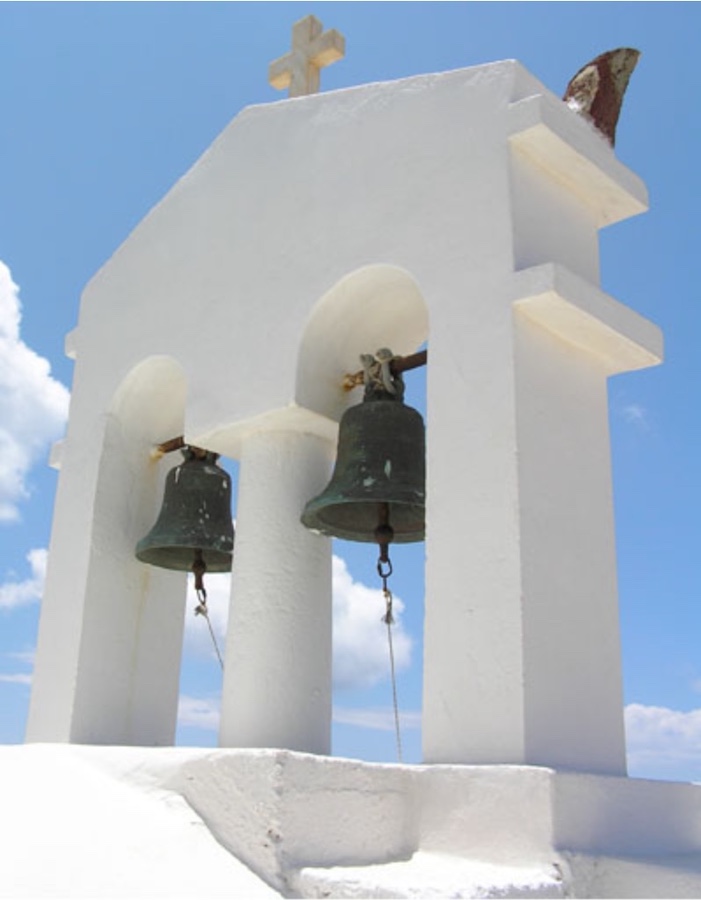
[136,447,234,573]
[301,351,425,544]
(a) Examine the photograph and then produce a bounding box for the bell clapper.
[375,503,403,764]
[192,548,208,606]
[192,548,225,671]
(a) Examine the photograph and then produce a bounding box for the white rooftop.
[5,744,701,899]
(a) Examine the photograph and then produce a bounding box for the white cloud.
[176,699,424,736]
[0,261,70,521]
[0,647,34,687]
[178,695,220,731]
[333,706,421,732]
[181,554,413,691]
[332,555,412,690]
[0,548,47,609]
[621,403,649,430]
[625,703,701,779]
[0,673,32,686]
[6,649,35,666]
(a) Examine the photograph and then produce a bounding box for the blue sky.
[0,2,700,778]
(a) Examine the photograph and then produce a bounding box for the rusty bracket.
[342,349,427,392]
[150,436,209,460]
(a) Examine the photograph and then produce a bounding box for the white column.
[27,417,187,746]
[219,429,333,753]
[422,265,662,773]
[27,358,188,746]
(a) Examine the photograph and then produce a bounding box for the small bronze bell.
[136,447,234,574]
[301,349,425,544]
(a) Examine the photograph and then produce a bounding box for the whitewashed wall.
[28,61,660,775]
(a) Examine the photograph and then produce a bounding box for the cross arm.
[269,54,293,90]
[309,29,345,68]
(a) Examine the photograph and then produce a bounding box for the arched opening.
[110,362,239,750]
[146,266,431,756]
[175,456,239,748]
[296,265,429,762]
[296,264,429,421]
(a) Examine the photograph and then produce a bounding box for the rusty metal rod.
[152,436,210,459]
[391,349,427,375]
[156,435,186,455]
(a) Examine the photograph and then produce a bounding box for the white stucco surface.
[0,745,279,899]
[219,428,334,751]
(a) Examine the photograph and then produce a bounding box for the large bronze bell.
[301,352,425,544]
[136,447,234,573]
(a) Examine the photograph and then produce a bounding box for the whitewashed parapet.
[512,263,663,374]
[508,91,647,227]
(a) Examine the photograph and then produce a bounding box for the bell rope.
[376,506,403,764]
[377,542,403,765]
[192,550,225,671]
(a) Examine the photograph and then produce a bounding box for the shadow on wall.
[295,264,429,423]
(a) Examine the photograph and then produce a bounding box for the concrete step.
[291,852,567,899]
[292,850,701,899]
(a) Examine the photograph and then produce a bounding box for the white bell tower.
[27,50,660,779]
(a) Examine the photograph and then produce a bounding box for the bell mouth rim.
[135,544,233,573]
[308,530,424,544]
[301,499,425,544]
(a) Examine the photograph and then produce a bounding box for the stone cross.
[269,15,345,98]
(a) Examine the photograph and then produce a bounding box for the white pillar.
[219,428,333,753]
[419,95,661,773]
[422,265,662,773]
[27,358,188,746]
[27,414,187,745]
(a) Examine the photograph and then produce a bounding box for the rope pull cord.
[192,550,225,671]
[375,505,403,764]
